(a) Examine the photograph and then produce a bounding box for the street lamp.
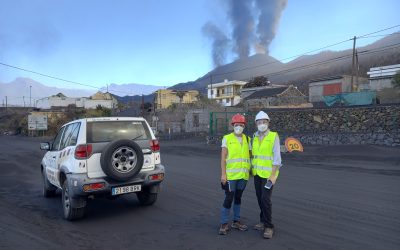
[30,85,32,107]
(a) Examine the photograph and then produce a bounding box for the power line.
[209,38,352,78]
[3,42,400,104]
[235,43,400,82]
[267,43,400,78]
[0,62,135,96]
[0,24,399,93]
[209,24,400,78]
[357,24,400,38]
[358,31,400,39]
[0,62,99,90]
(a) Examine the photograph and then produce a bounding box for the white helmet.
[255,111,270,121]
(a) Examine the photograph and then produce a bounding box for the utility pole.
[351,36,356,92]
[5,96,7,112]
[355,49,359,91]
[30,85,32,107]
[141,94,144,117]
[23,96,25,107]
[210,74,213,101]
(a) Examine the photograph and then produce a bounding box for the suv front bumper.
[66,164,165,199]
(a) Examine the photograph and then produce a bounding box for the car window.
[60,123,80,149]
[52,126,66,151]
[67,123,80,146]
[86,121,150,143]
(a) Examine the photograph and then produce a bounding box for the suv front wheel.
[42,168,56,197]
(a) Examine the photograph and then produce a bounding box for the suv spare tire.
[100,139,144,181]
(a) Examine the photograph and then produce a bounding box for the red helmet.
[231,114,246,125]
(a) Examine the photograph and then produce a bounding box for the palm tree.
[175,91,187,104]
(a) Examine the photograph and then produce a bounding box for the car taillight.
[83,182,105,192]
[75,144,93,159]
[149,173,164,181]
[150,139,160,152]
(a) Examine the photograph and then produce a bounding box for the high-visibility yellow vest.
[224,133,251,181]
[252,131,279,179]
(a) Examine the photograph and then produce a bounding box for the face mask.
[258,124,268,132]
[234,126,244,135]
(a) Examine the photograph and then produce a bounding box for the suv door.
[56,123,81,184]
[46,126,66,186]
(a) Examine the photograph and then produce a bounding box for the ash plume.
[227,0,254,59]
[202,0,288,65]
[202,22,230,67]
[255,0,288,54]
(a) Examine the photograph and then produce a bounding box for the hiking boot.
[263,228,274,239]
[218,223,229,235]
[231,221,248,231]
[253,222,265,231]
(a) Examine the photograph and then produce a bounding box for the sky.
[0,0,399,90]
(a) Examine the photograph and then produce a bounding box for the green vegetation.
[392,72,400,89]
[243,76,270,88]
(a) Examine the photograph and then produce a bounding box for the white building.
[207,79,247,107]
[36,92,118,109]
[367,64,400,91]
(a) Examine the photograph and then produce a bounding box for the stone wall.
[264,104,400,147]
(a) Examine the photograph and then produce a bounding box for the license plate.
[112,185,141,195]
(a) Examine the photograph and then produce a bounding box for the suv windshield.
[87,121,150,143]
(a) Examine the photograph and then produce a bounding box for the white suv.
[40,117,165,220]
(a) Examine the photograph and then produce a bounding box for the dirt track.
[0,135,399,249]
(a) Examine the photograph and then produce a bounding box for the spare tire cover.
[100,139,144,181]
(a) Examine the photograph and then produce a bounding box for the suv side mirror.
[40,142,51,151]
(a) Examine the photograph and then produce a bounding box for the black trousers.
[254,175,274,228]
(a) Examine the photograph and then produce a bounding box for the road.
[0,135,399,249]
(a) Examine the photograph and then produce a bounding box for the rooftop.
[207,80,247,89]
[245,87,288,100]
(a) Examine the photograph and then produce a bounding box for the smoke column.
[255,0,288,54]
[227,0,254,59]
[202,0,288,66]
[202,22,230,67]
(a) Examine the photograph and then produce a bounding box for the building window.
[193,114,199,127]
[226,98,229,103]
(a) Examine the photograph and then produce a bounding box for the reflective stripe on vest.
[226,158,251,164]
[252,155,273,161]
[252,165,272,171]
[224,133,251,181]
[226,168,250,173]
[251,131,279,179]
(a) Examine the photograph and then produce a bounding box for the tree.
[392,72,400,89]
[243,76,270,88]
[175,91,187,104]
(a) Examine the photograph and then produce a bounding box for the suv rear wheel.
[42,168,56,197]
[62,181,85,220]
[137,188,158,206]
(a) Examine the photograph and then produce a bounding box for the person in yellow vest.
[251,111,282,239]
[218,114,251,235]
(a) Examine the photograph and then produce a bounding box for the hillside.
[172,34,400,94]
